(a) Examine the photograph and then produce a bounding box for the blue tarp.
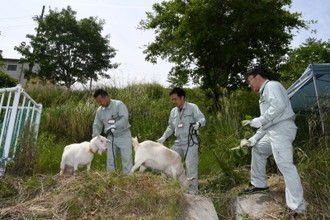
[287,63,330,114]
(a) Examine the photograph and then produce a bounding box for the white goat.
[130,137,190,187]
[60,135,109,175]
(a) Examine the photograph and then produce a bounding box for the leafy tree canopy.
[281,38,330,82]
[15,6,118,89]
[140,0,307,109]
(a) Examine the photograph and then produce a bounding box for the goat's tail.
[132,137,139,151]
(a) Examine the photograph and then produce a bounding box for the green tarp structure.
[287,63,330,133]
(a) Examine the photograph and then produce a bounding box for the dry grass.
[0,172,184,219]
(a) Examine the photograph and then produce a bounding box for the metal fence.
[0,84,42,176]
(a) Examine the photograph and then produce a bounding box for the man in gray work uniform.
[243,68,305,215]
[92,89,133,174]
[158,87,206,194]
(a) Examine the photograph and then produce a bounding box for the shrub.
[0,72,18,88]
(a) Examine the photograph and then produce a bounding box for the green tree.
[0,52,18,88]
[0,71,18,88]
[139,0,306,110]
[281,38,330,82]
[15,6,118,89]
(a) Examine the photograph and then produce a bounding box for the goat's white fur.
[60,135,109,175]
[130,137,188,185]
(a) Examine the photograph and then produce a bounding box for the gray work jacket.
[92,99,131,138]
[254,80,296,140]
[162,102,206,145]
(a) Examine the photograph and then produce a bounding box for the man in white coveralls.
[92,89,133,174]
[242,68,306,215]
[158,87,206,194]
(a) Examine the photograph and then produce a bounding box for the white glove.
[247,137,257,146]
[107,125,116,133]
[157,136,166,144]
[249,117,262,128]
[193,122,200,130]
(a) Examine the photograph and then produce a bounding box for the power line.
[0,24,35,29]
[0,15,36,30]
[0,15,34,21]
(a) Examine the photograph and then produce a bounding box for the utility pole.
[36,6,45,31]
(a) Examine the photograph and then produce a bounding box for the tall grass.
[41,100,96,143]
[5,124,38,176]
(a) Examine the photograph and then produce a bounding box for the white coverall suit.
[251,80,306,213]
[161,102,206,194]
[92,99,133,174]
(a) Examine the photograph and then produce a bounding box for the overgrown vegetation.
[5,125,38,176]
[1,83,330,219]
[0,172,183,219]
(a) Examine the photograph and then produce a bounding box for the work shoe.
[187,190,197,195]
[278,208,304,219]
[240,185,269,195]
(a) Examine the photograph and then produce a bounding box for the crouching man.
[92,89,133,174]
[158,87,206,194]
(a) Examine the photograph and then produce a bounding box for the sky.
[1,0,330,88]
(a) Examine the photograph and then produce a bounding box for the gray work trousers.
[251,120,306,213]
[107,132,133,174]
[171,142,199,193]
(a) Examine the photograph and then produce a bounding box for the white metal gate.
[0,84,42,176]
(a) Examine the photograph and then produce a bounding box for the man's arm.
[193,104,206,127]
[162,110,175,139]
[113,101,129,129]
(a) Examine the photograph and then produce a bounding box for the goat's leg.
[73,164,78,175]
[86,163,91,172]
[130,160,144,173]
[167,166,180,179]
[60,160,65,175]
[139,165,147,172]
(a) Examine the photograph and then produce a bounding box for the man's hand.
[157,136,166,144]
[247,136,257,146]
[249,117,262,128]
[193,122,200,130]
[107,125,116,133]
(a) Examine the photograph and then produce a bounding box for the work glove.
[247,136,257,146]
[249,117,262,128]
[157,136,166,144]
[107,125,116,134]
[193,122,200,130]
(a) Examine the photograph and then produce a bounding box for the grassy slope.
[1,83,330,219]
[0,172,184,219]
